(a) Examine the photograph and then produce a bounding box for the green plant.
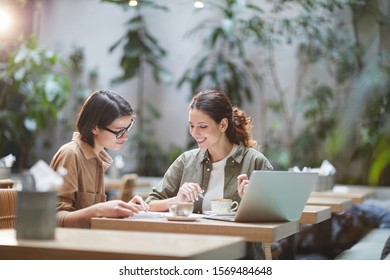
[260,0,390,185]
[0,34,70,169]
[178,0,265,107]
[249,0,348,169]
[102,0,173,176]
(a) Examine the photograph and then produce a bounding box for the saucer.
[165,216,199,222]
[203,211,236,216]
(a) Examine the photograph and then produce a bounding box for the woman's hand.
[237,174,249,198]
[95,200,141,218]
[129,195,150,212]
[176,182,203,202]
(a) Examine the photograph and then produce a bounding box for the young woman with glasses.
[50,89,148,228]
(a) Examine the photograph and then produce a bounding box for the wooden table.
[91,215,299,260]
[310,190,373,204]
[300,205,331,224]
[333,185,375,198]
[306,197,353,213]
[0,228,246,260]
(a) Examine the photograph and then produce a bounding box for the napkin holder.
[0,167,11,180]
[16,190,57,240]
[313,175,334,192]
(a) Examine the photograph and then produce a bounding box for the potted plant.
[0,34,70,169]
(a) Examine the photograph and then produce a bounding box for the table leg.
[264,243,272,260]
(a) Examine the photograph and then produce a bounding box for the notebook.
[204,170,318,222]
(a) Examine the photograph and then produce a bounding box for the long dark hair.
[76,89,134,146]
[189,89,257,148]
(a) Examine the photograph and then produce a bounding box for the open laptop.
[204,170,318,222]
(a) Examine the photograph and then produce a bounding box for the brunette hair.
[76,89,134,146]
[189,89,257,148]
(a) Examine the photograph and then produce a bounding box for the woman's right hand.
[129,195,150,212]
[176,182,203,202]
[96,200,141,218]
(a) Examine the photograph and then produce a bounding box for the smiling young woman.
[145,89,273,259]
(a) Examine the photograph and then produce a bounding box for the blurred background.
[1,0,389,186]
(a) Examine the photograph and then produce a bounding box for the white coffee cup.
[210,198,238,214]
[169,202,194,217]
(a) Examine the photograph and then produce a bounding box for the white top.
[202,144,238,211]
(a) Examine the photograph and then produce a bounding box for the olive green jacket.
[146,142,273,213]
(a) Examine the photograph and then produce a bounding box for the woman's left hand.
[237,174,249,198]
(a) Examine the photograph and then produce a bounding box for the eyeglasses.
[102,119,135,139]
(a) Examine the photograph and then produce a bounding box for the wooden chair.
[118,173,138,202]
[0,179,14,189]
[0,188,17,229]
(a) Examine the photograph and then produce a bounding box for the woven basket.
[0,215,16,229]
[0,188,17,229]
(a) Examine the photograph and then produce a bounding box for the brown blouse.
[50,132,112,227]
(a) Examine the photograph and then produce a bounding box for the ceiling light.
[0,8,11,32]
[129,0,138,7]
[194,1,204,9]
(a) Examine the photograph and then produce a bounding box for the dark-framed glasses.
[103,119,135,139]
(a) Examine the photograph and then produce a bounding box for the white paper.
[127,211,164,219]
[0,154,16,167]
[29,160,65,192]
